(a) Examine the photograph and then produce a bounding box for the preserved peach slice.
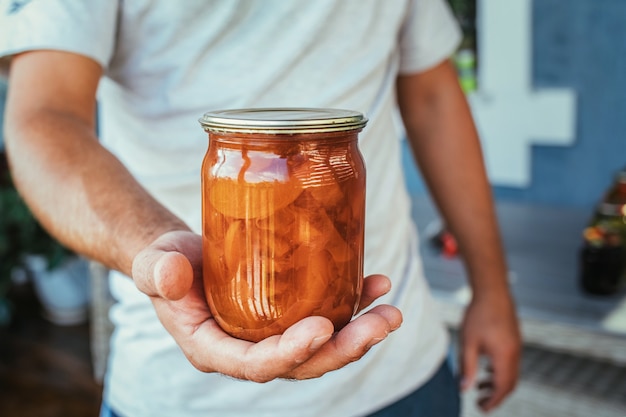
[223,219,243,274]
[208,178,302,219]
[293,205,354,263]
[308,180,344,207]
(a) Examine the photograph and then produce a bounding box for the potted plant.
[0,152,89,326]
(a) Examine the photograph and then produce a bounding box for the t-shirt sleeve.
[398,0,463,74]
[0,0,118,76]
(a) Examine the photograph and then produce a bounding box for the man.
[1,1,520,416]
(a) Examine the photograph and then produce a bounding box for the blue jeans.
[100,359,459,417]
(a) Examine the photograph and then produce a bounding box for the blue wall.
[404,0,626,210]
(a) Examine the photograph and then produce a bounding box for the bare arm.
[397,60,521,412]
[5,50,402,381]
[5,51,189,286]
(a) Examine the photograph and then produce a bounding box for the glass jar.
[580,202,626,295]
[199,108,367,342]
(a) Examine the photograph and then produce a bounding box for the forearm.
[5,107,189,276]
[397,61,508,295]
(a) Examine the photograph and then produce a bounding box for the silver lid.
[199,108,368,134]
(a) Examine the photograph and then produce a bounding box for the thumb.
[460,339,480,392]
[132,248,194,300]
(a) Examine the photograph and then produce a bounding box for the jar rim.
[199,107,368,134]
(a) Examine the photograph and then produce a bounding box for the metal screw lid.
[199,108,368,134]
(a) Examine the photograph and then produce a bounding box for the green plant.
[0,152,73,323]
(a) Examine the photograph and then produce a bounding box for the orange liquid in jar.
[202,131,365,342]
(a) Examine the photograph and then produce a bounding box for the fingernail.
[308,334,331,351]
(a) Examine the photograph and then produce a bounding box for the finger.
[459,338,480,392]
[478,395,492,412]
[355,274,392,314]
[185,315,336,382]
[479,350,520,412]
[133,248,194,300]
[284,304,403,380]
[154,251,195,300]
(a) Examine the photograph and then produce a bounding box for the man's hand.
[132,230,403,382]
[459,290,521,412]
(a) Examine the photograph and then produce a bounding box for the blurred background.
[409,0,625,207]
[406,1,626,416]
[1,0,625,416]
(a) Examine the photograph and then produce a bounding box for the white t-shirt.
[0,1,461,416]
